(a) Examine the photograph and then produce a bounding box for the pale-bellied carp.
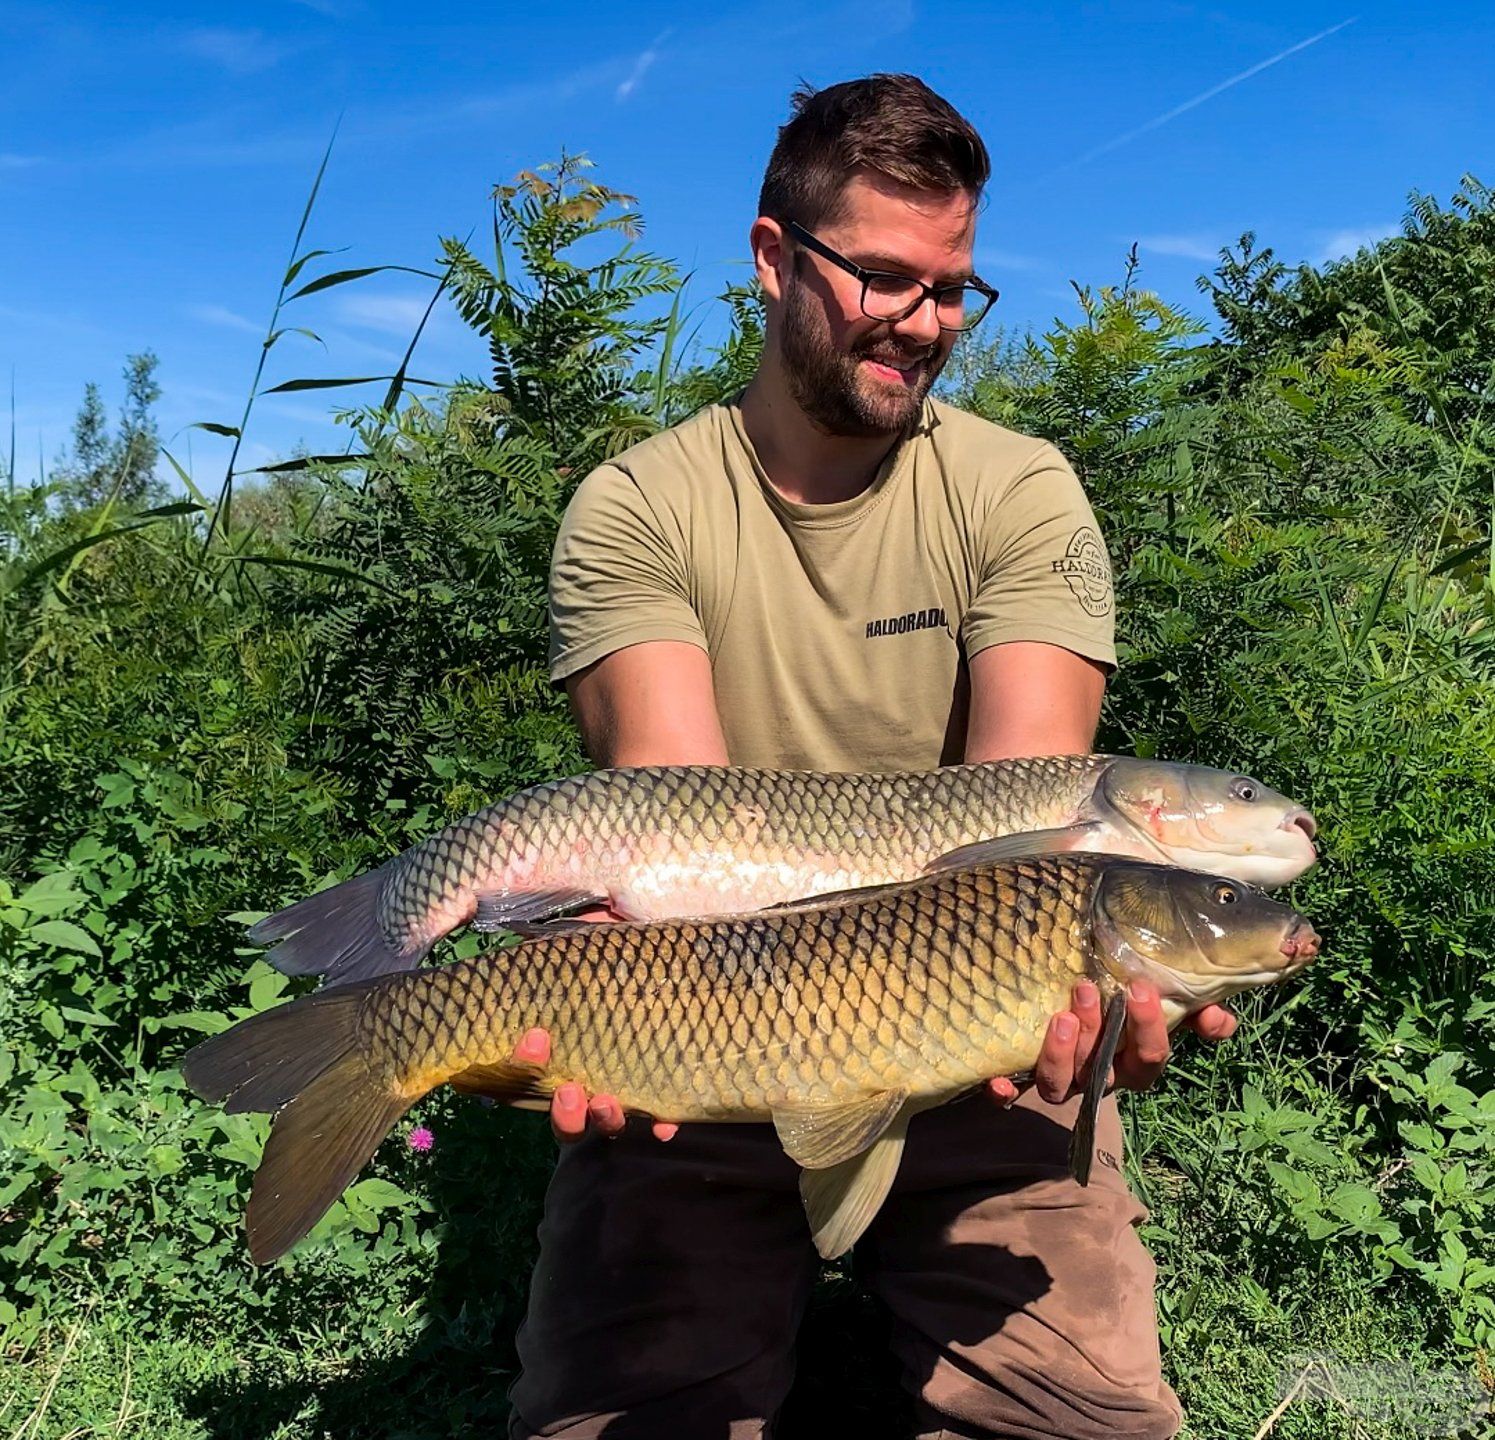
[184,851,1320,1265]
[250,755,1318,985]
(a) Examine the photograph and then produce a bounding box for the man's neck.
[739,359,905,506]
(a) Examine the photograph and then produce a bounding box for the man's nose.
[892,294,942,348]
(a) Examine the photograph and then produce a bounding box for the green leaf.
[153,1011,233,1035]
[248,971,288,1011]
[261,375,438,394]
[228,553,398,596]
[27,919,102,957]
[243,453,369,475]
[190,422,242,439]
[286,264,438,301]
[345,1178,415,1212]
[284,245,343,289]
[14,873,78,912]
[59,1006,115,1028]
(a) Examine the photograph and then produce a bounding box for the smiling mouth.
[860,354,927,383]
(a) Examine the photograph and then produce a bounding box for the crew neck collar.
[725,396,937,530]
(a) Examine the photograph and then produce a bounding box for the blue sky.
[3,1,1492,487]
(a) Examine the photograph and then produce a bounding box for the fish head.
[1091,860,1320,1021]
[1094,758,1318,888]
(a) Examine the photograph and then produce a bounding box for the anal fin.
[448,1056,552,1112]
[800,1108,911,1258]
[773,1089,906,1169]
[1068,988,1128,1186]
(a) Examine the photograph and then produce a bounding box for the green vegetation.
[2,159,1492,1437]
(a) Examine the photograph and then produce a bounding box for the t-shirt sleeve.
[960,442,1117,670]
[548,463,708,684]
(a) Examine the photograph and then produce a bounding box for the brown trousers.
[507,1087,1183,1440]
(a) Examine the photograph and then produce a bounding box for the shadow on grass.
[179,1100,1056,1439]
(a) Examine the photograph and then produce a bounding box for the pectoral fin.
[923,824,1102,874]
[772,1089,907,1169]
[472,887,607,934]
[799,1109,911,1258]
[1068,989,1128,1186]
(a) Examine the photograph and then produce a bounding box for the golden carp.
[250,755,1318,985]
[185,852,1319,1265]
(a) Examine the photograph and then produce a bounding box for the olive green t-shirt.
[548,396,1115,773]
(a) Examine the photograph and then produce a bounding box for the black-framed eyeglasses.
[786,220,999,332]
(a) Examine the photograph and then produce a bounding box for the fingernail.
[1055,1016,1077,1042]
[558,1083,583,1108]
[522,1027,547,1050]
[1076,982,1097,1006]
[1128,981,1153,1003]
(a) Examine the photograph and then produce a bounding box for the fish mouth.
[1278,920,1321,970]
[1282,808,1318,842]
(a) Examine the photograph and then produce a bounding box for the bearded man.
[505,73,1234,1440]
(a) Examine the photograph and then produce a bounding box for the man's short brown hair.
[759,74,989,229]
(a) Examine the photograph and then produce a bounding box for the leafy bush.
[3,163,1493,1437]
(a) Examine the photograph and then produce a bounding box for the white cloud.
[1135,233,1224,262]
[188,303,262,335]
[616,30,671,102]
[177,27,288,75]
[1316,223,1399,263]
[335,293,435,337]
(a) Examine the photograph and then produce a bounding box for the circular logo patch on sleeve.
[1050,527,1113,617]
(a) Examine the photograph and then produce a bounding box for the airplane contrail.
[1056,17,1359,174]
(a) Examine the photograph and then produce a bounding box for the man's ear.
[750,216,787,303]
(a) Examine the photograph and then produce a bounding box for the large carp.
[250,756,1318,985]
[185,852,1319,1265]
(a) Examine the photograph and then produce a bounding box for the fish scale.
[361,856,1095,1123]
[369,756,1108,953]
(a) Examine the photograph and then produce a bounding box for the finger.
[652,1121,680,1141]
[588,1094,626,1137]
[1113,980,1171,1092]
[1069,980,1103,1076]
[1186,1003,1238,1042]
[1035,1011,1080,1104]
[986,1076,1019,1108]
[513,1026,551,1066]
[550,1082,590,1143]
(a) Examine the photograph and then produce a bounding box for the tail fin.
[249,865,428,983]
[181,984,412,1265]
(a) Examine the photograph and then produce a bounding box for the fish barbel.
[184,853,1320,1265]
[251,755,1318,985]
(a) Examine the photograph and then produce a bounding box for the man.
[506,74,1235,1439]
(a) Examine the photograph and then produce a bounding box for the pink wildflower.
[406,1125,435,1153]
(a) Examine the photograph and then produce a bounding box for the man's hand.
[504,905,679,1144]
[510,1024,680,1144]
[984,979,1238,1108]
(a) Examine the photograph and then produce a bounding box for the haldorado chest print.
[863,606,951,640]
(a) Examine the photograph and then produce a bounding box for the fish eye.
[1230,778,1258,802]
[1214,883,1239,905]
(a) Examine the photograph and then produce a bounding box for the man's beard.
[779,272,944,438]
